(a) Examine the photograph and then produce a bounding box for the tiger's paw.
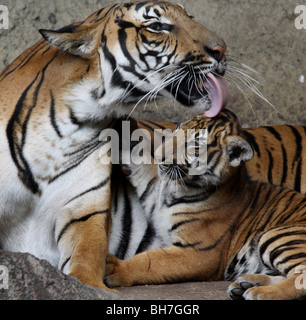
[228,274,285,300]
[69,270,118,293]
[105,254,133,288]
[227,276,259,300]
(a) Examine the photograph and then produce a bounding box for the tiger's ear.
[225,136,253,167]
[39,23,101,58]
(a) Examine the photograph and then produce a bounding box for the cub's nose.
[204,44,227,61]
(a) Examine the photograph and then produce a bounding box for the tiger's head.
[157,109,254,188]
[40,1,229,121]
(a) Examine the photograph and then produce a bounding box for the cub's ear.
[225,136,253,167]
[39,23,101,58]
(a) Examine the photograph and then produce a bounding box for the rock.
[0,250,232,300]
[0,250,118,300]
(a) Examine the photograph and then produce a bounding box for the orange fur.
[106,111,306,300]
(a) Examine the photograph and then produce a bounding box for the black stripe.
[102,34,147,97]
[280,144,288,185]
[277,252,306,266]
[0,41,46,81]
[135,1,150,11]
[115,184,132,259]
[199,231,228,252]
[274,193,304,225]
[284,261,305,275]
[138,121,155,132]
[166,191,213,208]
[6,74,40,194]
[259,230,306,258]
[139,177,156,202]
[267,150,273,184]
[49,138,105,183]
[206,149,218,165]
[6,56,56,194]
[289,126,302,193]
[49,90,63,138]
[246,183,266,218]
[263,126,282,141]
[135,222,156,254]
[52,23,79,34]
[65,176,111,205]
[60,257,71,271]
[117,28,147,81]
[57,210,108,244]
[269,240,306,266]
[63,132,106,157]
[173,241,202,248]
[257,187,291,231]
[145,120,171,130]
[172,208,214,216]
[95,4,118,23]
[242,130,261,157]
[170,218,200,232]
[90,8,105,23]
[295,158,302,193]
[69,109,82,126]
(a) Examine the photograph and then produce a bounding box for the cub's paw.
[104,254,132,288]
[227,277,259,300]
[228,274,285,300]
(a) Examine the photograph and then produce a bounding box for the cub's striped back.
[244,125,305,194]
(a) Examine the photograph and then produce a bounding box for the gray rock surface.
[0,250,119,300]
[0,250,230,300]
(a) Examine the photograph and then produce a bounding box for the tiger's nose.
[204,44,227,61]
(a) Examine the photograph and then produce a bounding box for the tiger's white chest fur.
[153,180,189,246]
[0,110,111,267]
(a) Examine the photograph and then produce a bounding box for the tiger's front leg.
[59,211,111,289]
[50,159,114,290]
[105,246,222,287]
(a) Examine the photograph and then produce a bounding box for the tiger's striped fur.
[137,120,306,193]
[106,110,306,300]
[0,1,227,289]
[107,118,305,260]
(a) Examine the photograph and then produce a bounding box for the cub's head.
[40,1,229,119]
[157,109,253,188]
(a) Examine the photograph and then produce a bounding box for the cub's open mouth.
[166,71,230,118]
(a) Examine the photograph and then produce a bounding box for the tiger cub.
[106,109,306,300]
[137,120,306,194]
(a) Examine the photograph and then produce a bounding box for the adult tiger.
[0,1,229,289]
[106,110,306,300]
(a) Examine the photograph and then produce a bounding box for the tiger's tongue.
[203,73,230,118]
